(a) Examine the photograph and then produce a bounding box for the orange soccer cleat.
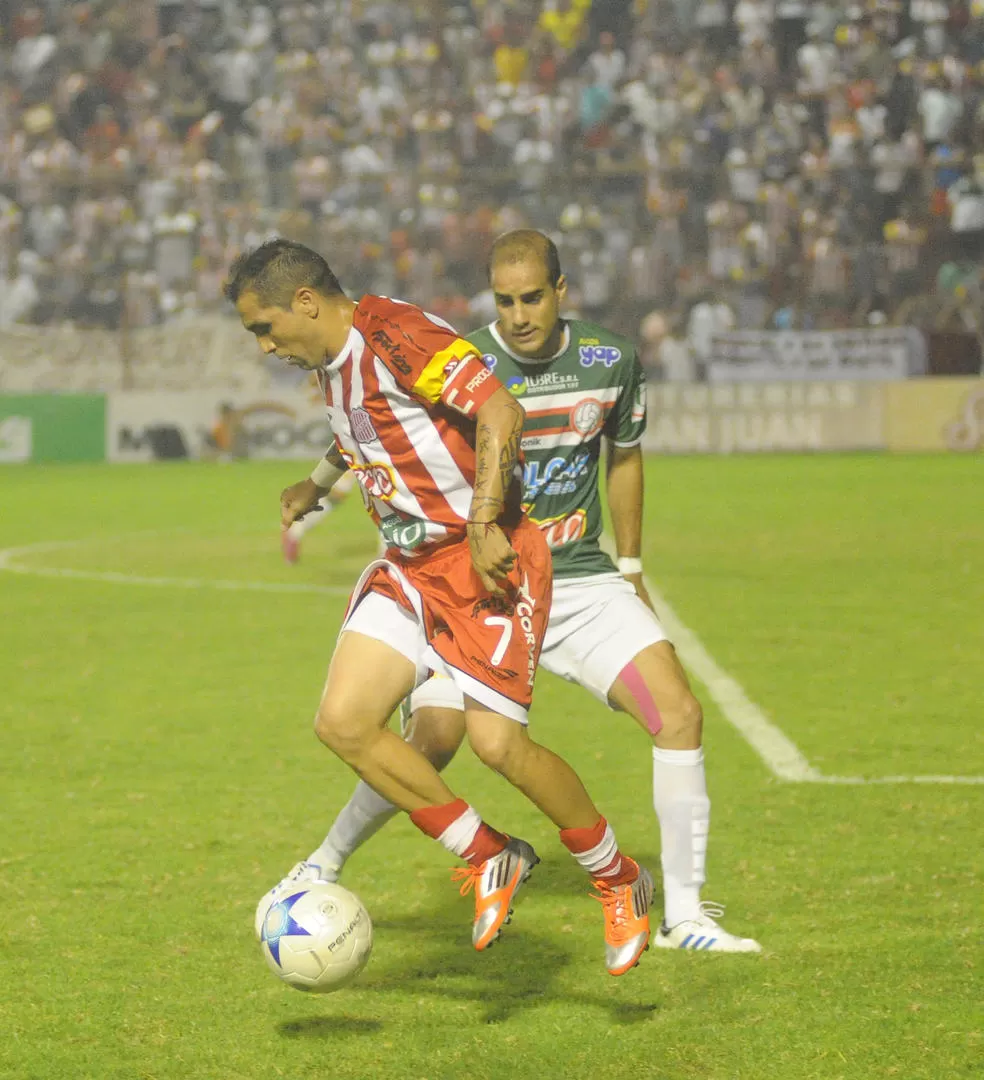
[592,859,654,975]
[452,837,539,950]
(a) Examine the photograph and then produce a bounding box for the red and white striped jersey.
[316,295,509,556]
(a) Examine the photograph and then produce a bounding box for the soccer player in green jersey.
[264,230,760,952]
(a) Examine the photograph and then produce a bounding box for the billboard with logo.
[107,390,332,462]
[642,381,884,454]
[0,394,106,463]
[884,378,984,452]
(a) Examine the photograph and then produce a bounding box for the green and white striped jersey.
[466,319,647,579]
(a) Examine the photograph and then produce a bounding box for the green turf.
[1,456,981,1080]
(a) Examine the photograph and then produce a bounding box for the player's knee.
[655,692,703,745]
[409,708,466,772]
[467,722,524,777]
[313,704,366,762]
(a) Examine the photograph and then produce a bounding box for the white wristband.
[310,455,345,490]
[617,556,643,576]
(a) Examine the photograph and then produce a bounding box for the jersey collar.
[488,320,570,365]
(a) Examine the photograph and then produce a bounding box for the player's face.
[236,289,324,370]
[491,259,567,360]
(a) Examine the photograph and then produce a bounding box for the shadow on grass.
[279,1016,382,1038]
[278,879,664,1031]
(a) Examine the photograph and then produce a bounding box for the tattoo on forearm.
[471,399,523,524]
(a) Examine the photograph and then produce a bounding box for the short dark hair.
[223,239,344,307]
[488,229,563,287]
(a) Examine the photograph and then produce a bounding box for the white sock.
[289,497,332,540]
[309,780,399,871]
[652,746,710,927]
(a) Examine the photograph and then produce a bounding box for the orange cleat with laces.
[452,837,539,950]
[592,859,654,975]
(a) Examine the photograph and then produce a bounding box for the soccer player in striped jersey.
[307,230,761,953]
[227,239,653,975]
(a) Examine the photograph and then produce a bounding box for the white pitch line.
[0,539,350,597]
[640,573,984,787]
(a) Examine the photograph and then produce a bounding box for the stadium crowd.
[2,0,984,381]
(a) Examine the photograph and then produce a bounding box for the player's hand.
[280,478,325,529]
[624,572,656,613]
[467,521,518,596]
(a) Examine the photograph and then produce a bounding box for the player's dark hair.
[223,239,344,307]
[488,229,563,288]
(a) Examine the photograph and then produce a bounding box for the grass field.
[1,455,982,1080]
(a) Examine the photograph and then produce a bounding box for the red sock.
[410,798,508,866]
[559,816,637,886]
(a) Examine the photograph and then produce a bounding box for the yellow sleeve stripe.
[411,338,480,403]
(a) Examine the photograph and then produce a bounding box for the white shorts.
[410,574,667,713]
[339,562,531,724]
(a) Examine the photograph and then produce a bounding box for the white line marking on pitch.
[642,573,984,787]
[0,537,350,597]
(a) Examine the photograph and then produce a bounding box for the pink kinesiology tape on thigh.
[618,661,663,735]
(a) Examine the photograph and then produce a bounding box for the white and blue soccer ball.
[258,882,373,993]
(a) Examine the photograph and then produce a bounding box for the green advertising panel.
[0,395,106,463]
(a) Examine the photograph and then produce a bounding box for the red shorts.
[345,517,552,722]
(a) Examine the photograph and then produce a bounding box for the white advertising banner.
[707,327,926,383]
[643,381,885,454]
[107,388,332,461]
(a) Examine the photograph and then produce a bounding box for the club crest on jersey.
[578,344,622,368]
[349,407,378,444]
[570,399,605,438]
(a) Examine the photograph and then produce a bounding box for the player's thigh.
[318,593,421,744]
[540,580,667,707]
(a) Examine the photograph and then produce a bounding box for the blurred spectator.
[0,0,982,378]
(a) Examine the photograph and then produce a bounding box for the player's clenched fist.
[467,521,518,596]
[280,478,324,529]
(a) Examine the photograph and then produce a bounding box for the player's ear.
[293,287,319,318]
[554,274,568,302]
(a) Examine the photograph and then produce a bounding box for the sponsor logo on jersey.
[523,371,580,394]
[468,654,520,682]
[379,513,428,549]
[465,365,493,393]
[349,407,378,444]
[578,344,622,368]
[505,375,527,396]
[522,451,591,501]
[482,353,498,371]
[529,508,588,549]
[348,459,398,500]
[570,398,605,438]
[370,328,413,375]
[516,572,538,687]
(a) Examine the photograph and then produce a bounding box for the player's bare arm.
[467,387,525,595]
[280,439,349,529]
[605,441,654,611]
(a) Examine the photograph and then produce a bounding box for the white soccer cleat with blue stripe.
[653,903,761,953]
[253,859,341,939]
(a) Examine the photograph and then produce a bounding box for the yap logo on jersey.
[578,344,622,368]
[482,353,498,371]
[349,407,378,444]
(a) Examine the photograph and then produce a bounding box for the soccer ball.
[258,882,373,993]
